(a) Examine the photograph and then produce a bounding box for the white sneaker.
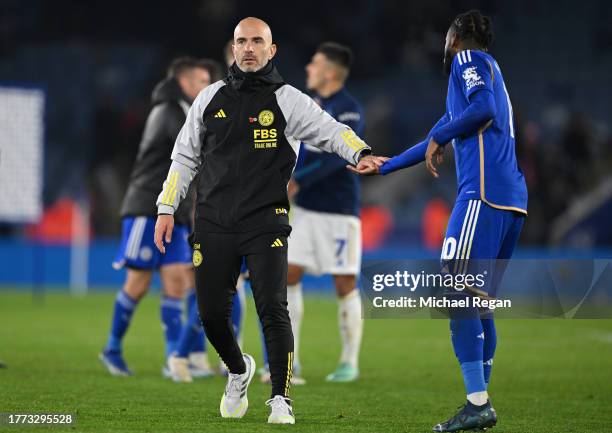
[188,352,214,378]
[266,395,295,424]
[220,354,255,418]
[168,355,193,383]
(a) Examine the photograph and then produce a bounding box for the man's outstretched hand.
[347,155,389,176]
[154,214,174,254]
[425,138,446,178]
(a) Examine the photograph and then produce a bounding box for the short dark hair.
[450,10,494,50]
[316,42,354,71]
[167,57,223,82]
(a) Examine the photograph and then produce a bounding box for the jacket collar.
[226,61,285,90]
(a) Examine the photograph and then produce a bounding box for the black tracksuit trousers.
[192,229,293,398]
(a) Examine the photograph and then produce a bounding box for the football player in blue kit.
[350,10,527,432]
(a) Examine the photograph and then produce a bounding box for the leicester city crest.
[258,110,274,126]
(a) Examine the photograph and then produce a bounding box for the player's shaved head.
[232,17,277,72]
[234,17,273,44]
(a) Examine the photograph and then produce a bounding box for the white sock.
[338,289,363,369]
[467,391,489,406]
[287,283,303,371]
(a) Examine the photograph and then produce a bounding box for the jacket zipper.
[229,92,247,226]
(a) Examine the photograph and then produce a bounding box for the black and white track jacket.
[157,62,371,233]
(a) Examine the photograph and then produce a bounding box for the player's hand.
[287,179,300,200]
[154,214,174,254]
[347,155,389,176]
[425,138,445,178]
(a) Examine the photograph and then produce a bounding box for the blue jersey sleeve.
[379,113,449,175]
[454,50,494,100]
[379,139,428,175]
[427,112,450,141]
[431,90,496,145]
[431,51,497,145]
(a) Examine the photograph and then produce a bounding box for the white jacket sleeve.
[156,81,225,215]
[275,85,371,165]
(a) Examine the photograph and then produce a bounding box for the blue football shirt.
[446,49,527,214]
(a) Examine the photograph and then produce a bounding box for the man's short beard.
[240,64,260,72]
[238,60,265,73]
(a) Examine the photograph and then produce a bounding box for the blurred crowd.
[1,0,610,247]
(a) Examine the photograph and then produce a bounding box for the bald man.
[154,17,385,424]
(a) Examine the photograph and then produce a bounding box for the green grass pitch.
[1,290,611,432]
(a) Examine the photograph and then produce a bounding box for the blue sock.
[106,290,139,352]
[161,296,183,359]
[481,317,497,388]
[176,291,205,358]
[460,360,486,396]
[186,291,206,354]
[450,311,486,395]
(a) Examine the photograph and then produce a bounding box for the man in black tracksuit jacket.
[154,17,383,424]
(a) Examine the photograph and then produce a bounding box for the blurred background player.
[268,42,366,383]
[168,43,248,382]
[100,57,222,377]
[356,10,527,432]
